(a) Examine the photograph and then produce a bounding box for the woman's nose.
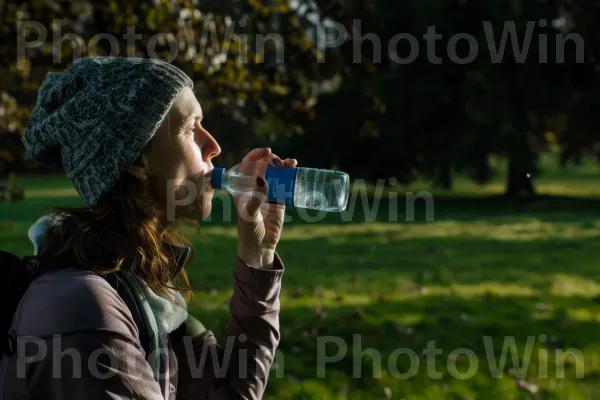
[203,131,221,162]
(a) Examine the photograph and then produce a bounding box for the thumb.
[244,176,268,218]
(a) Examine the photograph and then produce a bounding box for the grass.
[3,153,600,399]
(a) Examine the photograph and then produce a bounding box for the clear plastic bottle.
[210,162,350,212]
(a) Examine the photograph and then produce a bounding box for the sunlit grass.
[3,155,600,399]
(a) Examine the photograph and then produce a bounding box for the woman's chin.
[196,193,213,221]
[200,202,212,220]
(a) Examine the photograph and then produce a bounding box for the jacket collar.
[29,214,192,280]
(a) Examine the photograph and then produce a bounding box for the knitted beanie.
[22,57,194,206]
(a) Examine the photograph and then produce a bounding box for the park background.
[2,0,600,399]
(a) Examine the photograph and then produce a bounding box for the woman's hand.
[234,147,297,268]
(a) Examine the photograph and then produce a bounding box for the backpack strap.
[1,252,74,357]
[105,272,154,358]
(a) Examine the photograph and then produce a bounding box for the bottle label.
[265,165,298,206]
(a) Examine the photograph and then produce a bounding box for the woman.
[0,57,295,399]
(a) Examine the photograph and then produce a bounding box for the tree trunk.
[434,161,452,190]
[505,158,535,197]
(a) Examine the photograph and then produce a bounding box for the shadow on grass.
[4,216,600,292]
[211,195,600,226]
[4,190,600,226]
[181,232,600,293]
[188,292,599,399]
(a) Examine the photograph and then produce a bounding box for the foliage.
[550,1,600,165]
[0,0,333,166]
[303,0,589,195]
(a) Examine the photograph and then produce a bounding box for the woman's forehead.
[170,87,202,124]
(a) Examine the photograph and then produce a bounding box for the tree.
[0,0,336,167]
[1,0,594,195]
[305,0,573,196]
[550,1,600,167]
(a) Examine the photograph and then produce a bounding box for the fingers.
[242,147,272,162]
[244,176,269,218]
[282,158,298,168]
[268,154,298,168]
[269,154,283,167]
[239,148,271,176]
[242,147,297,169]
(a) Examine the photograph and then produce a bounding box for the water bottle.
[210,162,350,212]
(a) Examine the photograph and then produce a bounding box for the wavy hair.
[38,150,195,301]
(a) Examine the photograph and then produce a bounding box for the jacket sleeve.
[173,253,285,400]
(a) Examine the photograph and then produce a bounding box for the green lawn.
[3,155,600,399]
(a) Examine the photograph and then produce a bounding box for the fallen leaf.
[315,304,327,320]
[535,302,552,311]
[410,285,427,294]
[385,232,397,242]
[384,386,392,399]
[398,326,414,336]
[516,379,539,394]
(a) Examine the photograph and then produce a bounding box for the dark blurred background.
[1,0,598,195]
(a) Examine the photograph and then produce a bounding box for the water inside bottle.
[293,168,349,211]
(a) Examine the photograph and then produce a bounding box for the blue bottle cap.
[211,168,225,189]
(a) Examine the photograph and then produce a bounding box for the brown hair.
[39,151,195,301]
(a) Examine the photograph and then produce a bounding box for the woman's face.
[146,87,221,221]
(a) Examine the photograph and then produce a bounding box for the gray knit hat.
[22,57,194,206]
